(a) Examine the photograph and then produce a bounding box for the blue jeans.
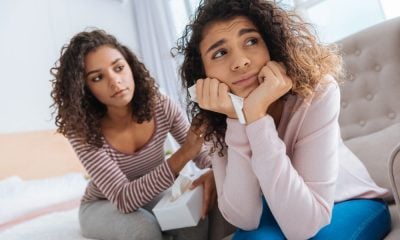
[233,197,391,240]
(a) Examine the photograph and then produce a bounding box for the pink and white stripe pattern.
[69,95,210,213]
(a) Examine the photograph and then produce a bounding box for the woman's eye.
[246,38,258,46]
[92,75,103,82]
[212,49,227,59]
[115,65,124,72]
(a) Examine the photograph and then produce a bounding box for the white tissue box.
[153,185,203,231]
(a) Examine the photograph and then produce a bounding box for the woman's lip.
[232,74,257,85]
[111,88,127,97]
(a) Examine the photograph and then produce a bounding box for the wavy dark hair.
[51,29,159,147]
[175,0,343,155]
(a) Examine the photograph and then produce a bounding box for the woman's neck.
[102,107,134,129]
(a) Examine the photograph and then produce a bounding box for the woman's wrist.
[243,108,267,124]
[243,102,270,124]
[226,108,238,119]
[167,148,190,177]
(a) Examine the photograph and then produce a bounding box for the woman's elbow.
[219,202,262,230]
[236,219,261,231]
[284,207,332,240]
[115,199,138,214]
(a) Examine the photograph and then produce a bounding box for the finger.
[219,82,229,91]
[196,79,204,106]
[218,83,230,98]
[275,62,292,90]
[277,62,287,74]
[285,77,293,90]
[209,78,220,108]
[190,173,206,189]
[202,184,211,219]
[209,78,219,97]
[190,178,201,190]
[208,188,217,212]
[189,120,202,134]
[267,61,283,80]
[198,124,208,138]
[258,65,275,83]
[202,78,211,106]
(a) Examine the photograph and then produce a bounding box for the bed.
[0,130,92,240]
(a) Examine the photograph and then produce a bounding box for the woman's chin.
[236,87,255,98]
[233,83,259,98]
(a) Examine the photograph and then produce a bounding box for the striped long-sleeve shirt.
[69,95,210,213]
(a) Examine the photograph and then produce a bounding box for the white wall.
[304,0,385,42]
[0,0,139,133]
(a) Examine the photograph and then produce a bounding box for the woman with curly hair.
[50,29,221,240]
[175,0,391,239]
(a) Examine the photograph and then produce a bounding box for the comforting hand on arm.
[164,97,216,217]
[167,126,205,176]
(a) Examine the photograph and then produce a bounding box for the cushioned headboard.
[0,130,85,180]
[337,17,400,140]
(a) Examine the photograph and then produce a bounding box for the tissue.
[171,174,193,201]
[188,85,246,124]
[188,84,198,102]
[227,93,246,124]
[153,162,211,230]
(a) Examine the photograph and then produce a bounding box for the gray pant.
[79,196,235,240]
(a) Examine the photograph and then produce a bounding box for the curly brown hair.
[175,0,343,155]
[51,29,159,147]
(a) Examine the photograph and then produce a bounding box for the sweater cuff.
[245,115,279,157]
[160,161,176,185]
[226,118,249,146]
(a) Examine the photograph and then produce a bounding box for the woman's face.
[84,45,135,109]
[199,16,271,97]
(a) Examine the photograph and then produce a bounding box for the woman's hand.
[244,61,292,124]
[190,169,217,219]
[167,125,205,176]
[195,78,237,119]
[179,126,205,161]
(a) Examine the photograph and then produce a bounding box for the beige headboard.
[0,130,85,180]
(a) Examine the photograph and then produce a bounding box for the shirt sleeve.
[163,96,211,169]
[214,80,340,239]
[211,119,264,229]
[68,136,175,213]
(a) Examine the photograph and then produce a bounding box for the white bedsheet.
[0,208,93,240]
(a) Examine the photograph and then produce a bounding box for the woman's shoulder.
[309,74,340,105]
[157,94,172,110]
[157,94,183,111]
[315,74,339,93]
[293,75,340,116]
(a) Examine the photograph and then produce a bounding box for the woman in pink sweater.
[175,0,391,239]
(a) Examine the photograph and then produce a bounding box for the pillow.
[0,172,88,226]
[344,123,400,202]
[0,198,80,231]
[0,208,92,240]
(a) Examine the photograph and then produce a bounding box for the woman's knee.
[312,199,391,240]
[125,209,163,240]
[79,201,163,240]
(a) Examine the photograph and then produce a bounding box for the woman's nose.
[109,73,121,90]
[231,56,250,71]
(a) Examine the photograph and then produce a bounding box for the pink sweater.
[210,76,388,239]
